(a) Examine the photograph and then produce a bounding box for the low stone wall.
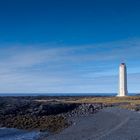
[63,103,114,118]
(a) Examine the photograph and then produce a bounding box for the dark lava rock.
[0,97,113,133]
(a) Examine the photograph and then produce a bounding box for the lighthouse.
[118,63,128,96]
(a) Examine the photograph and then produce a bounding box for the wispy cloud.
[0,38,140,93]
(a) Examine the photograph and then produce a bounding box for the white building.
[118,63,128,96]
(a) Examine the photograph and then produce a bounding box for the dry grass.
[59,96,140,104]
[35,96,140,104]
[35,96,140,111]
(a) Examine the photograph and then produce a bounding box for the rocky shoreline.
[0,96,113,134]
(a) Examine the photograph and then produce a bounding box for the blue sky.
[0,0,140,94]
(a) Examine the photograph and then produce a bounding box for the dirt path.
[46,107,140,140]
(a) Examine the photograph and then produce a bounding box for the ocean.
[0,93,117,96]
[0,93,137,97]
[0,128,40,140]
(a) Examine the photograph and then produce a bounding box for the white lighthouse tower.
[118,63,128,96]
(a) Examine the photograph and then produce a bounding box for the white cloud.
[0,38,140,93]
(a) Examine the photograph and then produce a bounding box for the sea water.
[0,93,118,96]
[0,93,137,97]
[0,128,40,140]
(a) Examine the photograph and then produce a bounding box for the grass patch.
[42,96,140,105]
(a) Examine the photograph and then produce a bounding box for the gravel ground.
[46,107,140,140]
